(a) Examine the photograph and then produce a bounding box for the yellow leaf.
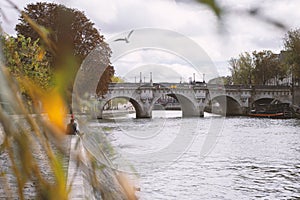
[37,49,45,61]
[41,90,66,131]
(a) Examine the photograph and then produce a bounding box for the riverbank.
[0,115,134,199]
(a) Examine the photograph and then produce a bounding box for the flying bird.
[113,30,134,43]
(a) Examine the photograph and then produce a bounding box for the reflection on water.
[87,111,300,199]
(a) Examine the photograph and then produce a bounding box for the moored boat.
[291,105,300,119]
[249,112,285,118]
[249,100,292,119]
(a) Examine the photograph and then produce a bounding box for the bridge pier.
[136,112,152,118]
[182,111,204,118]
[241,107,250,115]
[136,99,152,118]
[200,110,204,117]
[95,101,105,119]
[182,106,205,118]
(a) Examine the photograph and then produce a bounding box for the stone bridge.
[93,82,294,118]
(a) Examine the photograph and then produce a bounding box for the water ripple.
[87,112,300,199]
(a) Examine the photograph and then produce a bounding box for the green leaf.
[196,0,222,18]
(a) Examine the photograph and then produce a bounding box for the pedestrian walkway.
[67,136,85,200]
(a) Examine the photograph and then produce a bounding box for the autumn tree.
[229,52,253,85]
[252,50,284,85]
[1,35,52,89]
[1,34,52,111]
[229,50,286,85]
[283,28,300,84]
[15,2,114,101]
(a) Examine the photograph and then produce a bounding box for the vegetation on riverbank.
[0,1,136,199]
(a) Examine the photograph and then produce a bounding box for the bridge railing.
[250,85,291,89]
[108,82,207,90]
[213,84,291,90]
[108,83,292,91]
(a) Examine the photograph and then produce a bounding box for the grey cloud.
[2,0,300,78]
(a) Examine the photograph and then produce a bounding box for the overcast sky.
[1,0,300,82]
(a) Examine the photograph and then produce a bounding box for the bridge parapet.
[252,85,291,89]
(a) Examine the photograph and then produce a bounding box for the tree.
[229,58,240,84]
[283,29,300,84]
[1,34,53,111]
[229,50,286,85]
[252,50,283,85]
[15,2,114,100]
[229,52,253,85]
[1,34,52,90]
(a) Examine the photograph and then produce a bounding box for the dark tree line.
[229,29,300,86]
[283,29,300,84]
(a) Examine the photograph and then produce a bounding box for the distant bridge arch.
[97,87,152,118]
[208,95,243,116]
[152,92,202,117]
[100,96,144,118]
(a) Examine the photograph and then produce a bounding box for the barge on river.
[249,100,292,119]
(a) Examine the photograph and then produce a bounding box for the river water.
[87,111,300,199]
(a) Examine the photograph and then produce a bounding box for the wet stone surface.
[0,131,71,199]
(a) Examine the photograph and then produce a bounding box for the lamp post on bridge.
[193,73,195,83]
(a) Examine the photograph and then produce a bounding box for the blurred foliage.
[0,67,69,199]
[196,0,222,19]
[15,2,114,103]
[0,1,137,199]
[194,0,286,30]
[193,0,288,86]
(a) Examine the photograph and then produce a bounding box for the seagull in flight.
[114,30,134,43]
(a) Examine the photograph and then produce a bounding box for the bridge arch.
[152,92,200,117]
[208,95,243,116]
[100,95,144,119]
